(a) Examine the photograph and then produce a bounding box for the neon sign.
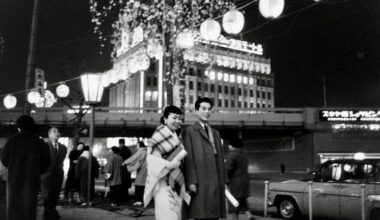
[320,110,380,122]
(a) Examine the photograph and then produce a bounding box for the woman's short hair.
[160,105,182,125]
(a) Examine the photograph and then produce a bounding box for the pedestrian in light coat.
[104,146,123,207]
[182,97,227,220]
[0,115,50,220]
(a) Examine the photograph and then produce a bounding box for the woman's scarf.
[144,125,190,207]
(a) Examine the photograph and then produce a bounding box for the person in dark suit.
[118,139,132,202]
[182,97,227,220]
[41,127,67,220]
[0,115,50,220]
[226,139,250,220]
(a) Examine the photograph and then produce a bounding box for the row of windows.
[188,95,272,108]
[188,81,272,99]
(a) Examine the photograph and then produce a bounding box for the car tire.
[277,198,301,219]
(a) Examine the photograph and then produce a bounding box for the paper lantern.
[35,90,57,108]
[200,19,221,41]
[176,31,194,49]
[222,10,245,35]
[259,0,285,19]
[3,95,17,109]
[56,84,70,98]
[27,90,41,104]
[139,54,151,71]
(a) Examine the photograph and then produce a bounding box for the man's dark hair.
[16,115,36,131]
[111,146,120,154]
[195,97,213,110]
[119,139,125,144]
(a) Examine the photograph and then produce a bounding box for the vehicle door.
[339,163,377,220]
[306,162,341,219]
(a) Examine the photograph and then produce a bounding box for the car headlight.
[368,195,380,202]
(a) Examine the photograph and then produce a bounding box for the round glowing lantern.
[3,94,17,109]
[35,90,56,108]
[56,83,70,98]
[200,19,221,41]
[176,30,194,49]
[139,54,151,71]
[27,90,41,104]
[259,0,285,19]
[222,10,245,35]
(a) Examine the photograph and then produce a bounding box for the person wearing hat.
[226,139,251,220]
[1,115,50,220]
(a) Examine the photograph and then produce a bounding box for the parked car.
[267,159,380,220]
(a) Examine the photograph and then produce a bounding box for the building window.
[262,91,266,99]
[189,68,194,76]
[257,103,261,108]
[231,87,235,95]
[198,82,202,91]
[256,90,260,98]
[262,103,266,108]
[238,88,242,96]
[211,84,215,93]
[268,92,272,100]
[250,89,254,97]
[204,83,208,92]
[244,89,248,97]
[267,104,271,108]
[197,69,202,77]
[218,85,222,93]
[225,86,229,94]
[251,102,254,108]
[225,99,229,108]
[231,100,235,108]
[189,95,194,104]
[238,102,242,108]
[189,81,194,90]
[153,76,157,86]
[147,76,151,86]
[244,102,248,108]
[218,99,222,107]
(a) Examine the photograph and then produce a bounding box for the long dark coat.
[65,149,82,191]
[226,150,249,198]
[182,122,227,219]
[104,153,123,186]
[40,141,67,214]
[0,131,50,220]
[75,154,99,201]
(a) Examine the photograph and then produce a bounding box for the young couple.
[144,97,227,220]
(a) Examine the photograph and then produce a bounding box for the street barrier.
[264,180,269,217]
[308,181,313,220]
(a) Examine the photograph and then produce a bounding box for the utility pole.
[322,75,327,108]
[24,0,40,114]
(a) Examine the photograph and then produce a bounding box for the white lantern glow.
[56,83,70,98]
[3,95,17,109]
[80,73,104,104]
[176,31,194,49]
[222,10,245,35]
[259,0,285,19]
[140,54,151,71]
[200,19,221,41]
[35,90,57,108]
[27,90,41,104]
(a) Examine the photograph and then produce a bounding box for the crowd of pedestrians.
[0,96,252,220]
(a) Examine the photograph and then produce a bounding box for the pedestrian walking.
[75,145,100,206]
[122,141,147,206]
[226,139,250,220]
[144,105,189,220]
[280,162,286,174]
[41,127,67,220]
[0,115,50,220]
[118,138,132,202]
[104,146,123,207]
[65,142,84,203]
[182,97,228,220]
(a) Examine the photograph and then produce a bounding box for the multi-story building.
[106,32,274,111]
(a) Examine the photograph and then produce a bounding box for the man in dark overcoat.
[182,97,227,220]
[0,115,50,220]
[41,127,67,220]
[118,139,131,202]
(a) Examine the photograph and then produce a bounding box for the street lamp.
[80,73,104,205]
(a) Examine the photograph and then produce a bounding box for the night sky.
[0,0,379,108]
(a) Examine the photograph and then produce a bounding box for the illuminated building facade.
[106,32,274,111]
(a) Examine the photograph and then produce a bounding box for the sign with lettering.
[319,110,380,122]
